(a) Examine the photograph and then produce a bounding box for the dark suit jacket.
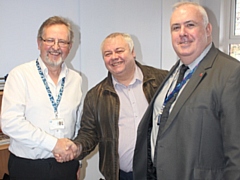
[133,44,240,180]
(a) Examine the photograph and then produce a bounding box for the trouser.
[119,169,133,180]
[8,153,79,180]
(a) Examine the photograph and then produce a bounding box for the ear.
[132,47,136,59]
[206,23,212,37]
[68,43,73,50]
[37,38,42,50]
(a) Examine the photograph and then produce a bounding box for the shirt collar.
[112,64,143,87]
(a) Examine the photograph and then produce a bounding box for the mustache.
[47,49,62,54]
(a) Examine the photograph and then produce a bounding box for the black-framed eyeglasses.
[40,37,70,48]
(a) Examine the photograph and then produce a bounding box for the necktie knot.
[180,64,189,72]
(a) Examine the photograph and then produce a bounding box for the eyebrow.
[103,47,125,52]
[171,20,197,26]
[115,47,125,50]
[103,50,111,54]
[184,20,197,24]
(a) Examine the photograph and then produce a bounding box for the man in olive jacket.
[73,32,168,180]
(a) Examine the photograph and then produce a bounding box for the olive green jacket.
[74,61,168,180]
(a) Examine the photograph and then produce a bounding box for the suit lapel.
[139,62,179,135]
[159,44,218,136]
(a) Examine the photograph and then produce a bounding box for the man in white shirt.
[1,16,82,180]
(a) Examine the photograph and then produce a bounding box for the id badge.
[49,118,65,130]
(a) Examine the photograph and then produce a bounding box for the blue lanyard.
[36,59,65,118]
[163,64,199,106]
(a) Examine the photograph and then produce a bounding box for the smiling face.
[102,35,136,81]
[170,4,212,65]
[37,24,72,68]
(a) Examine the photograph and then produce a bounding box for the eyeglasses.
[40,37,70,48]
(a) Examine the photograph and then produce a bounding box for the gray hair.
[37,16,74,43]
[172,2,209,27]
[101,32,134,52]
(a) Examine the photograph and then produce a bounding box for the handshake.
[52,138,82,163]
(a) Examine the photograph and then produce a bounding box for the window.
[233,0,240,35]
[229,0,240,60]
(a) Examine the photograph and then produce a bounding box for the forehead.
[102,36,128,50]
[43,24,69,37]
[170,5,202,25]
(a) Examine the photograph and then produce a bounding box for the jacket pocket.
[194,168,223,180]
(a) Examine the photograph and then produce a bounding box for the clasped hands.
[52,138,82,163]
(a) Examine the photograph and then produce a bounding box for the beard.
[45,49,64,67]
[46,55,63,67]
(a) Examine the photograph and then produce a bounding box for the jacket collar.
[102,60,159,93]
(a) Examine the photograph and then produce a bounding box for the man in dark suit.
[133,2,240,180]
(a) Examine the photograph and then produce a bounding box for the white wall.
[0,0,223,179]
[0,1,81,77]
[79,0,168,92]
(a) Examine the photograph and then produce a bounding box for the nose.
[111,52,118,59]
[179,26,187,36]
[52,40,60,49]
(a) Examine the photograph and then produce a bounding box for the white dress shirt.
[113,65,148,172]
[0,57,82,159]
